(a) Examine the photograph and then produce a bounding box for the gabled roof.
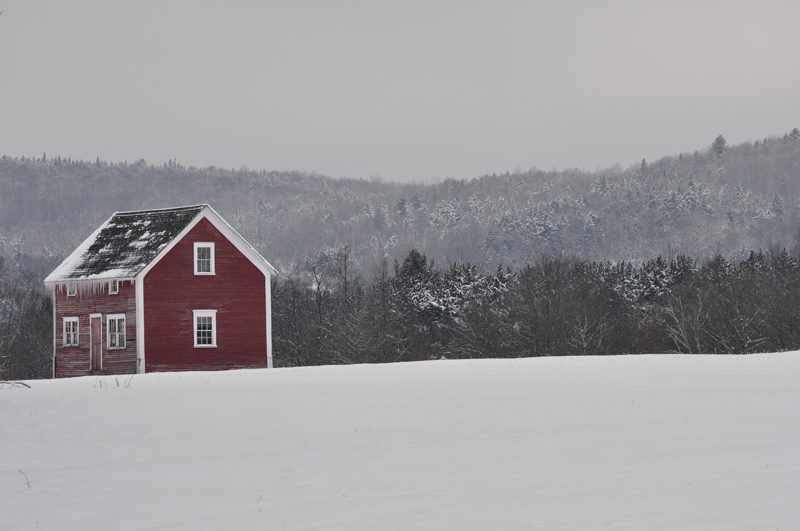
[44,204,277,285]
[45,205,205,283]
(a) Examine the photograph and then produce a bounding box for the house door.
[90,316,102,372]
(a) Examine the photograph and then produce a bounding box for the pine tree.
[771,192,785,217]
[712,135,728,158]
[411,192,422,211]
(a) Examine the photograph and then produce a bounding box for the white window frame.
[63,317,79,346]
[194,242,215,275]
[193,310,217,348]
[108,279,119,294]
[106,314,126,350]
[67,282,77,297]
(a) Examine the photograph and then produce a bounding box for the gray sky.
[1,1,799,183]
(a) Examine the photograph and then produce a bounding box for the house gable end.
[134,205,276,283]
[141,217,268,372]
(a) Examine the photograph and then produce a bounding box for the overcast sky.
[1,1,798,183]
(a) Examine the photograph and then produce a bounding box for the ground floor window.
[193,310,217,347]
[63,317,79,346]
[107,314,126,349]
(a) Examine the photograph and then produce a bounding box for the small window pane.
[197,247,211,272]
[64,319,78,346]
[197,316,213,345]
[118,318,125,348]
[107,316,125,349]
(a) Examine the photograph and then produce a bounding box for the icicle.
[77,279,108,297]
[53,277,134,298]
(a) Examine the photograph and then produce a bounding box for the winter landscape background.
[3,3,800,528]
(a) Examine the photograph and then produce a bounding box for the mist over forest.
[2,130,800,276]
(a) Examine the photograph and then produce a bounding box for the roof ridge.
[112,204,207,217]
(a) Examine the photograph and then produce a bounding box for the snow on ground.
[2,353,800,530]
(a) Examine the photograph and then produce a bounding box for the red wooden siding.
[143,218,267,372]
[54,281,137,378]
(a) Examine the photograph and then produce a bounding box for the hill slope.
[2,353,799,530]
[2,131,800,272]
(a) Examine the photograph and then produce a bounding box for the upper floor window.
[194,242,215,275]
[107,314,126,349]
[67,282,77,297]
[63,317,79,346]
[109,279,119,294]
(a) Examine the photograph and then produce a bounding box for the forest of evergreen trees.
[271,244,800,367]
[2,131,800,378]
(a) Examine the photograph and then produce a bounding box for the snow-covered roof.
[45,205,206,283]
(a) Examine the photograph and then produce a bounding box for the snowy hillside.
[2,353,799,530]
[4,133,800,271]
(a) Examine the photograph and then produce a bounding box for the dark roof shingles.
[63,205,204,279]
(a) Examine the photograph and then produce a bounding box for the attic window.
[194,242,215,275]
[67,282,77,297]
[109,279,119,294]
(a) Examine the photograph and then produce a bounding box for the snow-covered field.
[2,353,799,530]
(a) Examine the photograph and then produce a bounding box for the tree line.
[5,242,800,380]
[271,244,800,367]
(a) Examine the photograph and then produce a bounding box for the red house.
[44,204,277,378]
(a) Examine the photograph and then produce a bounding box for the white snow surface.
[2,353,799,530]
